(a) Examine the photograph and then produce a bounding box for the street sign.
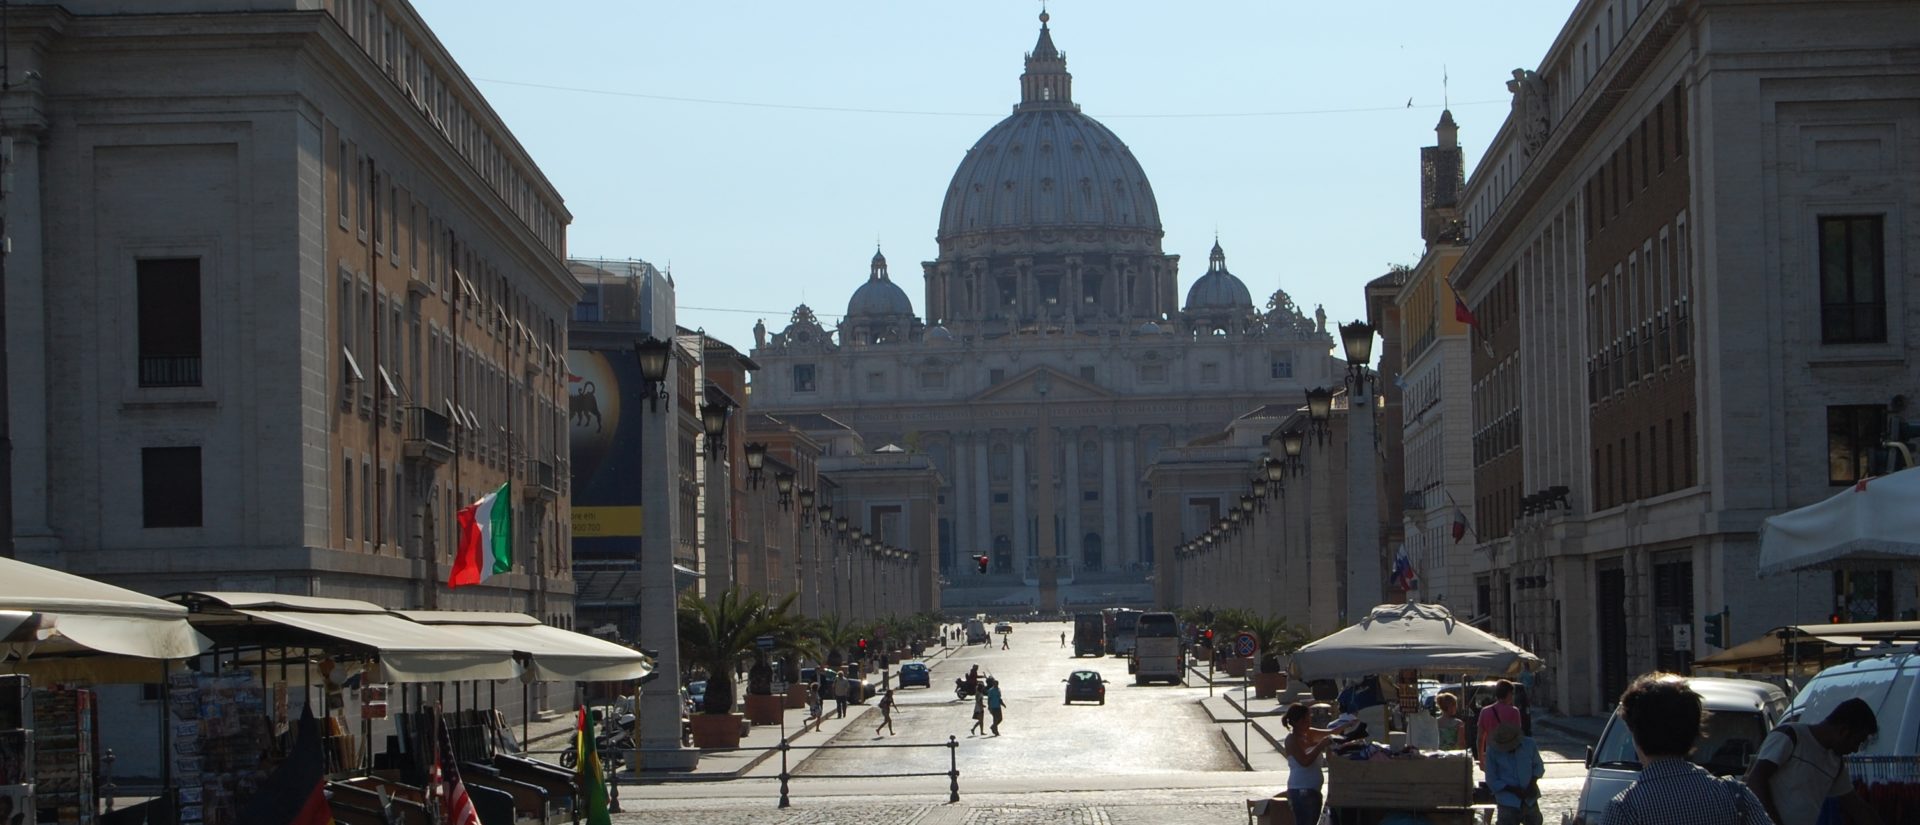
[1233,631,1259,659]
[756,634,776,651]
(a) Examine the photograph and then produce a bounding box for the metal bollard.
[947,735,960,803]
[778,734,792,809]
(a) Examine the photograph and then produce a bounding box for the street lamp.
[798,488,816,525]
[834,516,849,541]
[1240,493,1258,518]
[743,442,768,488]
[1338,319,1377,393]
[774,471,796,510]
[699,392,733,460]
[633,335,673,411]
[850,527,865,545]
[1251,475,1269,501]
[1305,388,1333,444]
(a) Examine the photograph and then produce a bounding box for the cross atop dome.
[871,245,890,281]
[1019,9,1075,112]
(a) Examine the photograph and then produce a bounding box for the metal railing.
[772,724,960,809]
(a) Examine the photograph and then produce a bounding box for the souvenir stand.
[1285,602,1542,825]
[0,557,214,825]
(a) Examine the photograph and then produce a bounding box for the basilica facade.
[749,14,1342,608]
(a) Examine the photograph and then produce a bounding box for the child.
[875,689,896,735]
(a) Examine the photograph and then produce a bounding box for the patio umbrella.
[1758,467,1920,577]
[1290,601,1541,682]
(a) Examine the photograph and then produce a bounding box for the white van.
[1568,677,1789,825]
[1777,649,1919,755]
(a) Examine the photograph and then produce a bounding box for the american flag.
[433,710,482,825]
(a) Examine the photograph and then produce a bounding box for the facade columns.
[1011,434,1031,568]
[1119,430,1138,568]
[953,432,972,573]
[638,353,693,768]
[1062,428,1082,573]
[974,436,993,566]
[1100,430,1119,564]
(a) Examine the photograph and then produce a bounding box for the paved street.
[613,621,1604,823]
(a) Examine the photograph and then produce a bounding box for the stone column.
[1035,411,1059,611]
[1011,434,1031,568]
[1348,397,1382,619]
[1062,429,1082,574]
[974,435,993,566]
[953,432,971,573]
[639,353,694,769]
[1101,430,1120,565]
[1119,430,1138,569]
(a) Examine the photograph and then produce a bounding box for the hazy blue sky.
[411,1,1578,354]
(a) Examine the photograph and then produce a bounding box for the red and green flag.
[448,482,511,587]
[575,706,612,825]
[238,705,334,825]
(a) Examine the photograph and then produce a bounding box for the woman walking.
[875,689,896,736]
[969,686,987,735]
[1282,702,1337,825]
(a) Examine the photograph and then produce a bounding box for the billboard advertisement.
[567,347,646,560]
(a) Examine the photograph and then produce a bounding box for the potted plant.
[777,618,823,710]
[678,588,798,747]
[1244,614,1309,699]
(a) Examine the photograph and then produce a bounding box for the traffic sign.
[756,634,777,651]
[1233,631,1259,658]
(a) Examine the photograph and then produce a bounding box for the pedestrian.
[985,677,1006,736]
[1476,679,1522,766]
[1746,697,1881,825]
[1001,634,1009,650]
[805,681,823,727]
[833,667,850,719]
[1484,723,1544,825]
[874,689,896,736]
[1603,673,1772,825]
[969,687,987,735]
[1434,693,1466,750]
[1060,631,1066,647]
[1281,702,1337,825]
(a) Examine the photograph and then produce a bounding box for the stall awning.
[1694,621,1920,672]
[396,610,654,682]
[173,592,521,683]
[0,556,212,666]
[1290,602,1542,682]
[1759,468,1920,576]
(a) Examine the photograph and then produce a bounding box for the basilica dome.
[847,247,914,318]
[935,14,1161,248]
[1184,240,1253,311]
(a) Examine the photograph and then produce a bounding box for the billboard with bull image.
[566,347,646,559]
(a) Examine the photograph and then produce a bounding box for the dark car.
[898,661,931,688]
[1063,670,1107,705]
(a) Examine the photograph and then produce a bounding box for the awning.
[0,556,212,664]
[173,592,521,683]
[1759,467,1920,576]
[396,611,653,682]
[1694,621,1920,672]
[1290,602,1542,681]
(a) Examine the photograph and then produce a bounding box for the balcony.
[1402,490,1427,513]
[139,354,202,388]
[403,406,454,465]
[531,458,560,501]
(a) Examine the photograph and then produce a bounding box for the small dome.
[1134,321,1162,335]
[846,247,916,318]
[926,325,955,343]
[1183,239,1253,311]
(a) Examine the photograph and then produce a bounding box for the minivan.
[1569,676,1788,825]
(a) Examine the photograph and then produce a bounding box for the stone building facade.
[1448,0,1920,713]
[8,0,576,615]
[747,14,1342,611]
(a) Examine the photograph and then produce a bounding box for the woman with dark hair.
[1282,702,1337,825]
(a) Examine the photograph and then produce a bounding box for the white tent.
[396,610,654,682]
[1758,467,1920,577]
[0,556,212,676]
[1290,602,1541,681]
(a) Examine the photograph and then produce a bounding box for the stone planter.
[743,693,784,725]
[1253,671,1288,699]
[1221,656,1252,678]
[689,713,743,749]
[784,683,810,709]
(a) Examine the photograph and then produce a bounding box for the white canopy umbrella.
[1290,602,1541,681]
[1758,467,1920,577]
[395,610,654,682]
[0,556,211,666]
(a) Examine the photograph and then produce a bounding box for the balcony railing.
[531,459,559,500]
[1402,490,1427,513]
[139,355,202,388]
[403,406,454,464]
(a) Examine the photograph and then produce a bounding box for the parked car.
[1064,669,1107,705]
[686,679,708,711]
[1569,676,1788,825]
[995,621,1013,634]
[898,661,931,688]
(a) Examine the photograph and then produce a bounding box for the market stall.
[0,556,213,825]
[1758,466,1920,577]
[1694,620,1920,677]
[1284,602,1542,825]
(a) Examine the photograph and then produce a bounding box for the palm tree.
[810,613,860,669]
[677,587,799,714]
[1240,613,1310,673]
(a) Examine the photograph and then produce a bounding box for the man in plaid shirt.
[1602,674,1773,825]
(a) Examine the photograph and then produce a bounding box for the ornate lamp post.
[774,471,795,510]
[699,393,733,460]
[743,442,768,488]
[798,488,816,526]
[1305,387,1333,444]
[632,335,672,411]
[1281,429,1306,475]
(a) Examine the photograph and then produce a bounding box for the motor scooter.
[559,710,635,768]
[954,677,982,700]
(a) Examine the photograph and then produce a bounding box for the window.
[1139,363,1166,383]
[1818,216,1886,344]
[1828,405,1888,486]
[1270,358,1293,379]
[792,363,816,393]
[1078,366,1095,383]
[337,139,350,227]
[343,454,354,541]
[1200,363,1220,383]
[865,371,887,392]
[142,447,202,528]
[988,368,1005,386]
[919,369,947,390]
[992,493,1009,504]
[361,460,372,545]
[137,258,202,387]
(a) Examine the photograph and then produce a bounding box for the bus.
[1103,608,1141,656]
[1131,611,1183,685]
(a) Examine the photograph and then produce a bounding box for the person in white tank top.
[1282,702,1337,824]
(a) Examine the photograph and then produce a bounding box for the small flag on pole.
[1452,506,1471,544]
[449,481,512,587]
[1391,546,1420,593]
[576,706,613,825]
[434,710,482,825]
[237,705,335,825]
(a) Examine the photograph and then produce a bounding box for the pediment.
[972,366,1117,403]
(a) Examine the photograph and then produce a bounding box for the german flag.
[239,705,335,825]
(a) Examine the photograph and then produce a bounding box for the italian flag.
[448,482,511,587]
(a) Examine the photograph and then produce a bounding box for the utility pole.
[0,0,17,559]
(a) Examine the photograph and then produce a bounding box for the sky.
[410,1,1579,353]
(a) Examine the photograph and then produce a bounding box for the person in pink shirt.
[1476,679,1522,766]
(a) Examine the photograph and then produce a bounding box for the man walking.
[1483,723,1544,825]
[833,667,851,719]
[1603,673,1772,824]
[985,677,1006,736]
[1747,698,1881,825]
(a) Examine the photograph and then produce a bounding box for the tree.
[810,613,859,669]
[1239,613,1310,674]
[677,588,799,715]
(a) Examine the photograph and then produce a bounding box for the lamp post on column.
[1337,319,1380,621]
[631,334,695,769]
[698,390,734,596]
